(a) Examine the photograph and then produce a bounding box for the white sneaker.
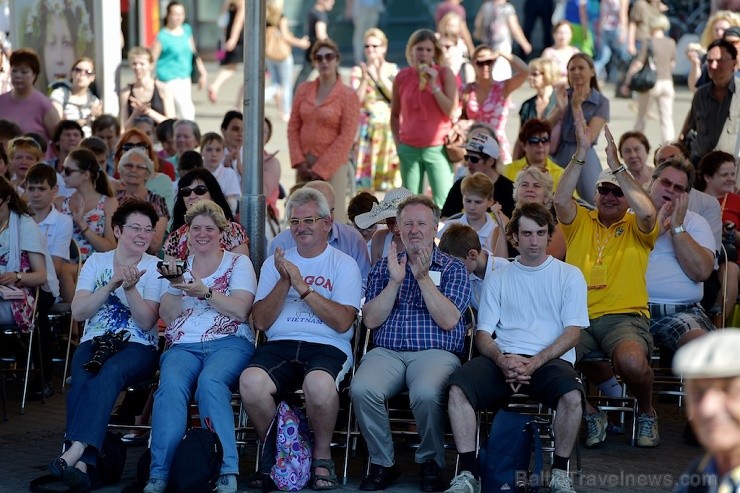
[143,478,167,493]
[444,471,480,493]
[549,468,576,493]
[636,412,660,447]
[216,474,238,493]
[584,411,608,448]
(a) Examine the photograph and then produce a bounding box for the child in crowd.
[155,118,177,160]
[437,172,509,257]
[200,132,240,214]
[348,191,380,255]
[542,21,581,81]
[438,222,509,310]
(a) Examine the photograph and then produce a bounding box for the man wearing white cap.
[440,132,516,220]
[554,109,660,448]
[674,330,740,493]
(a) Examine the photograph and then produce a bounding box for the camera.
[83,330,131,373]
[157,260,186,280]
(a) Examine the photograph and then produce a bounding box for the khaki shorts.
[576,313,654,362]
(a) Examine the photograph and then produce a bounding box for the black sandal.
[47,457,69,479]
[311,458,339,491]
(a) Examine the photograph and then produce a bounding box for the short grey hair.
[174,119,202,144]
[286,187,331,219]
[118,147,154,175]
[513,167,555,208]
[396,195,441,225]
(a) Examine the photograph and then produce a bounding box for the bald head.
[305,181,335,212]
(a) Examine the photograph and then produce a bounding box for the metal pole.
[241,0,266,273]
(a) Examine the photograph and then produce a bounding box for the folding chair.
[0,286,43,419]
[48,239,82,393]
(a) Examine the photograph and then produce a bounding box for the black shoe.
[31,381,54,400]
[420,460,444,492]
[359,464,401,491]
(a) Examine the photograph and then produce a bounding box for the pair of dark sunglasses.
[121,142,150,152]
[179,185,209,197]
[475,59,494,67]
[314,53,337,63]
[597,185,624,198]
[527,136,550,145]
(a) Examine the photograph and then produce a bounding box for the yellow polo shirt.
[560,207,659,319]
[502,157,565,190]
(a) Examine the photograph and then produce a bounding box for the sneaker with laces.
[584,410,608,448]
[143,478,167,493]
[549,469,576,493]
[636,412,660,447]
[444,471,480,493]
[216,474,238,493]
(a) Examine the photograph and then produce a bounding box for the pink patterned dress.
[60,194,108,262]
[462,81,512,164]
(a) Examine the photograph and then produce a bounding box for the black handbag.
[191,51,201,85]
[629,41,657,93]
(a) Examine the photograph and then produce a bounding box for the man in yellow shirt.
[554,108,660,449]
[503,118,564,189]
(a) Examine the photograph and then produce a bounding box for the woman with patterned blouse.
[164,168,249,261]
[145,200,256,493]
[48,199,164,491]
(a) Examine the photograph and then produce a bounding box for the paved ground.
[0,63,704,492]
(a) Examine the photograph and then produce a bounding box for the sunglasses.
[597,185,625,198]
[527,136,550,145]
[179,185,209,197]
[63,167,82,176]
[288,216,323,227]
[121,142,150,152]
[313,53,337,63]
[656,177,687,193]
[72,67,94,76]
[465,154,486,164]
[475,59,494,67]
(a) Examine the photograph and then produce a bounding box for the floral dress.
[60,194,107,262]
[463,81,512,164]
[350,63,400,191]
[163,221,249,260]
[0,246,34,332]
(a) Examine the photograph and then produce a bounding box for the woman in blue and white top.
[47,199,165,491]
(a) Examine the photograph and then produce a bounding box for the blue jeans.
[594,29,631,82]
[266,55,294,116]
[149,336,255,481]
[66,340,159,465]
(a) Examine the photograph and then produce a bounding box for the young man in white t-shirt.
[444,203,589,493]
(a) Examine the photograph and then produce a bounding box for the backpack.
[167,418,224,493]
[480,411,543,493]
[268,401,313,491]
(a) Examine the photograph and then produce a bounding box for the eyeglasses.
[63,167,82,176]
[179,185,209,197]
[656,176,687,193]
[72,67,94,76]
[288,216,324,227]
[465,153,486,164]
[597,185,625,198]
[526,136,550,145]
[364,44,382,49]
[121,142,150,152]
[313,53,337,63]
[475,59,494,67]
[121,163,149,171]
[123,224,155,234]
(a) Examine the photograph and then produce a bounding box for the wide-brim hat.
[354,187,414,229]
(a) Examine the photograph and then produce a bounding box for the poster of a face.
[12,0,94,89]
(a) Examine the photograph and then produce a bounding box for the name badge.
[429,271,441,286]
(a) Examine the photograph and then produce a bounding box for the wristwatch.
[204,288,213,300]
[670,225,686,236]
[15,272,22,283]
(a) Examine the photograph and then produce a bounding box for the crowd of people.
[0,0,740,492]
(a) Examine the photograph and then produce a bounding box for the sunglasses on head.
[597,185,624,198]
[121,142,150,152]
[314,53,337,63]
[475,59,494,67]
[179,185,209,197]
[527,136,550,145]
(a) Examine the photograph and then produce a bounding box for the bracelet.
[570,155,586,165]
[432,86,441,94]
[80,226,90,234]
[611,164,627,176]
[300,286,315,300]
